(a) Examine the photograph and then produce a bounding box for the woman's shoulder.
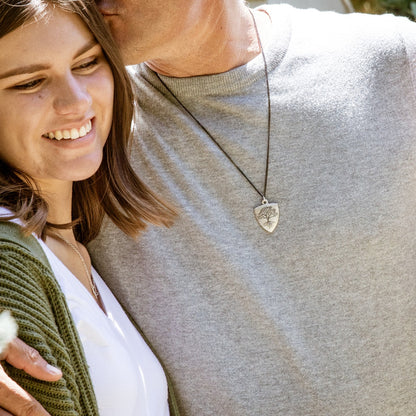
[0,220,54,306]
[0,216,49,268]
[0,219,57,312]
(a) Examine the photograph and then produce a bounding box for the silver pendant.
[254,199,279,233]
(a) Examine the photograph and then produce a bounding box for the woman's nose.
[53,75,92,115]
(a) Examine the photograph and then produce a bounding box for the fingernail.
[46,364,62,375]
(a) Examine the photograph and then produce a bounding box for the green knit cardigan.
[0,222,180,416]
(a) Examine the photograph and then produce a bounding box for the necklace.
[50,231,100,300]
[154,9,279,233]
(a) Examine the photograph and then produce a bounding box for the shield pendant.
[254,202,279,233]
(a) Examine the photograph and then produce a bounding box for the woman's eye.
[13,79,43,90]
[75,58,98,71]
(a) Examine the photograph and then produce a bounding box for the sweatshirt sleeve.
[0,239,98,416]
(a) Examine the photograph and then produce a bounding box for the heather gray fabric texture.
[89,5,416,415]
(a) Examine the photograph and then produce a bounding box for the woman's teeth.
[44,120,92,140]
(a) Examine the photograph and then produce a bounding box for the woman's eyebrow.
[0,38,99,80]
[0,63,50,80]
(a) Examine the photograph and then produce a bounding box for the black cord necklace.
[154,9,279,233]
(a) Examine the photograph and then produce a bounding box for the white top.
[36,238,170,416]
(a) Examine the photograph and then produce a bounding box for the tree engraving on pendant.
[254,202,279,233]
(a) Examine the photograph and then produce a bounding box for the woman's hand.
[0,338,62,416]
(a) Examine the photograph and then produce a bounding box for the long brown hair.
[0,0,175,244]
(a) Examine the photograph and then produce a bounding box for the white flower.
[0,311,17,356]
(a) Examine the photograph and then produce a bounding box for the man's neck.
[145,7,270,78]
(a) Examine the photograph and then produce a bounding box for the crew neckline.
[142,4,293,97]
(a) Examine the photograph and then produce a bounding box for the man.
[2,0,416,415]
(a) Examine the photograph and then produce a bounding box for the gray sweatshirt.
[90,5,416,415]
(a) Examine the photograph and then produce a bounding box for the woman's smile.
[43,118,92,140]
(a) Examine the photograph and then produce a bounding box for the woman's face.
[0,7,114,188]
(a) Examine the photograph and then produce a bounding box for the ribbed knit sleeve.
[0,224,99,416]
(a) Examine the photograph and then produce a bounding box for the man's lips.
[97,6,118,16]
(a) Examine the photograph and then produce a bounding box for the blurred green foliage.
[352,0,416,18]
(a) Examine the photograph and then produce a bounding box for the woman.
[0,0,178,415]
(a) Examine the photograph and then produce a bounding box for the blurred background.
[247,0,416,19]
[351,0,415,18]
